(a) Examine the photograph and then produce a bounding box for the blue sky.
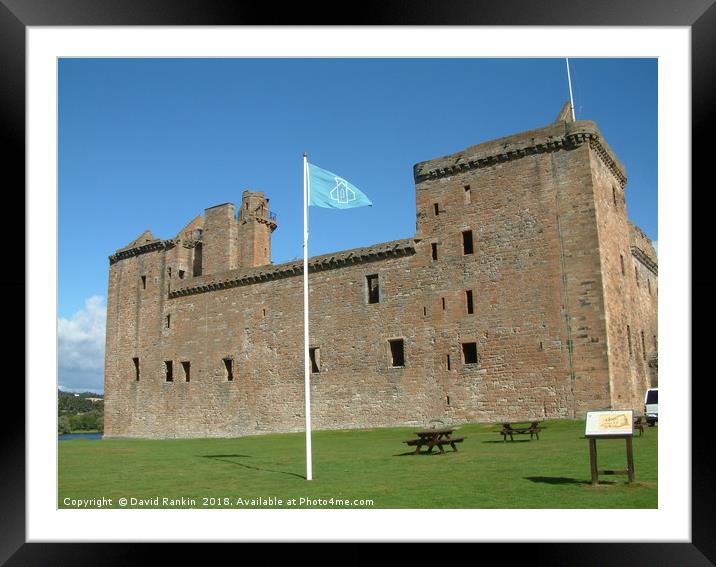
[58,58,657,392]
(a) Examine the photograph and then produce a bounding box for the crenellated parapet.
[414,119,627,187]
[628,220,658,275]
[631,246,658,276]
[108,239,175,265]
[168,238,415,298]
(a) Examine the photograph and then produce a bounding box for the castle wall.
[590,144,658,411]
[628,223,659,391]
[104,113,657,438]
[414,152,573,422]
[548,143,613,416]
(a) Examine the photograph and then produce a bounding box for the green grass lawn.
[58,419,657,509]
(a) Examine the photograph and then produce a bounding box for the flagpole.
[566,57,576,121]
[303,152,313,481]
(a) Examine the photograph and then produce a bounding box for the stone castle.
[103,104,658,438]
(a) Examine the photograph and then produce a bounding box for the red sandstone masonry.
[104,106,657,438]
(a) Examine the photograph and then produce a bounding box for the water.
[58,432,103,441]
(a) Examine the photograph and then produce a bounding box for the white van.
[644,387,658,426]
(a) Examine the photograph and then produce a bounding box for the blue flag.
[308,163,372,209]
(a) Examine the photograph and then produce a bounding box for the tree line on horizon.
[58,389,104,434]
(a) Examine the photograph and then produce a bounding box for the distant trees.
[58,415,72,435]
[58,390,104,433]
[58,392,97,414]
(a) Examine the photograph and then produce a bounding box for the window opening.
[462,230,474,255]
[367,274,380,304]
[309,347,320,373]
[462,342,478,364]
[466,290,474,314]
[388,339,405,367]
[223,358,234,381]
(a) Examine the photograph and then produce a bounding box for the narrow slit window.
[431,243,438,261]
[465,290,474,314]
[182,361,190,382]
[164,360,173,382]
[192,245,203,277]
[423,306,427,317]
[462,230,474,255]
[223,358,234,381]
[166,314,171,329]
[366,274,380,304]
[441,297,446,310]
[620,254,625,275]
[641,331,646,360]
[446,395,451,406]
[612,186,618,206]
[388,339,405,368]
[309,347,320,373]
[462,342,478,365]
[627,325,633,357]
[647,279,652,295]
[446,354,451,371]
[133,357,140,381]
[141,275,146,289]
[464,185,471,204]
[634,266,639,287]
[433,203,440,216]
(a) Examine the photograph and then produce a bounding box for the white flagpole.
[566,57,576,121]
[303,152,313,481]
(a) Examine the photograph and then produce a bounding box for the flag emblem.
[330,177,356,204]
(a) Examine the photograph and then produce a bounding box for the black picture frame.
[4,0,711,562]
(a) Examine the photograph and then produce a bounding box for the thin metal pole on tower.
[566,58,576,121]
[302,152,313,481]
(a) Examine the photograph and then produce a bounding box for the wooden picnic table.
[404,428,465,454]
[500,421,543,441]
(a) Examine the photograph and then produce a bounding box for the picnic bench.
[404,428,465,454]
[500,421,542,442]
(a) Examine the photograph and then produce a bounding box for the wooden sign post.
[584,410,635,485]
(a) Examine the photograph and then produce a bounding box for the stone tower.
[236,191,277,269]
[201,202,237,275]
[200,191,277,276]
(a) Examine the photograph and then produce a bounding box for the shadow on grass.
[393,451,455,456]
[482,439,534,444]
[525,476,616,486]
[202,454,306,480]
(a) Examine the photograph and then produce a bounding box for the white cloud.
[58,295,106,393]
